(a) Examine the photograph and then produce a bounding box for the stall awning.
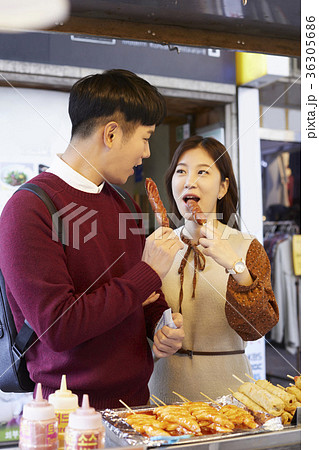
[47,0,300,57]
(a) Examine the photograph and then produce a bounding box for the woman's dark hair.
[69,69,166,138]
[165,135,239,230]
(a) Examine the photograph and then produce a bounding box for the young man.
[0,69,184,409]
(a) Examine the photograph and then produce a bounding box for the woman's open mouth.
[183,195,200,204]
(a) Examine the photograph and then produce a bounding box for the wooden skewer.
[277,384,286,390]
[228,388,235,395]
[150,396,160,407]
[119,399,135,414]
[199,392,220,406]
[151,394,166,406]
[172,391,190,402]
[287,375,295,380]
[245,373,256,382]
[232,374,244,383]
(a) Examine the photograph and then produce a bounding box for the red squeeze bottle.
[19,383,58,449]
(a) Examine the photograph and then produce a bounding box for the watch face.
[234,261,245,273]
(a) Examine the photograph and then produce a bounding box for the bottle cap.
[23,383,56,421]
[68,395,102,430]
[48,375,78,411]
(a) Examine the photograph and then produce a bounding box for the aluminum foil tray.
[102,396,283,448]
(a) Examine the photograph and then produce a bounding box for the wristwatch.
[225,258,246,275]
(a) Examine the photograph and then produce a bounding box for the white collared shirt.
[47,154,105,193]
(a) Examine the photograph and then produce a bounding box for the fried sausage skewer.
[145,178,169,227]
[186,199,207,225]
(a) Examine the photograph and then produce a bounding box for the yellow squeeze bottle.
[48,375,78,450]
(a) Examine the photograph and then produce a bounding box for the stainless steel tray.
[102,401,285,448]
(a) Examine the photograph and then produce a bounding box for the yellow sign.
[292,234,301,276]
[236,52,267,86]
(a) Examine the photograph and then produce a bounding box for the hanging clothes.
[270,236,300,354]
[263,222,300,355]
[263,153,290,211]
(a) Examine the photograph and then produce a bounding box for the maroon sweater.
[0,173,168,409]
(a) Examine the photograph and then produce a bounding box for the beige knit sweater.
[148,223,279,404]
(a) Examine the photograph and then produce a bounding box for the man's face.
[106,124,155,184]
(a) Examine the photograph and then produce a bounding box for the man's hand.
[142,227,183,280]
[153,313,184,358]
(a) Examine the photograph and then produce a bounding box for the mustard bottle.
[48,375,78,450]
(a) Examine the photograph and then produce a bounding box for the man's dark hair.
[68,69,166,138]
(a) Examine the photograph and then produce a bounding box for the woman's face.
[171,146,228,223]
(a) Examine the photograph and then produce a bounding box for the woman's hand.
[198,222,239,269]
[142,291,160,307]
[199,222,253,286]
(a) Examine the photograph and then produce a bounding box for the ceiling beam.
[48,16,300,57]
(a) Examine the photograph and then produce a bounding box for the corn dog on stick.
[287,374,301,390]
[294,376,301,390]
[228,389,267,413]
[244,374,295,414]
[256,379,296,405]
[238,382,285,416]
[287,385,301,402]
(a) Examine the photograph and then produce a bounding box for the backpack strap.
[11,319,35,361]
[17,183,65,249]
[12,183,65,358]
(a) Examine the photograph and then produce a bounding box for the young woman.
[149,135,279,403]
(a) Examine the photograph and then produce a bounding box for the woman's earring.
[218,195,222,200]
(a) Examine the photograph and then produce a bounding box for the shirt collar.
[47,154,105,194]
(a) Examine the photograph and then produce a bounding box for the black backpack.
[0,182,139,392]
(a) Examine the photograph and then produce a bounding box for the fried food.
[186,199,207,225]
[126,413,169,436]
[286,385,301,402]
[219,404,258,429]
[208,422,233,433]
[238,382,285,416]
[256,380,296,408]
[294,376,301,390]
[231,391,267,413]
[145,177,169,227]
[183,402,234,431]
[154,405,202,434]
[281,411,294,426]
